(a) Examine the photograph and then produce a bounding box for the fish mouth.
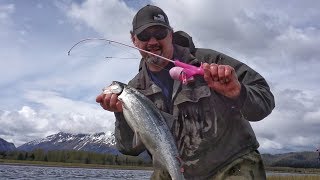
[102,81,124,95]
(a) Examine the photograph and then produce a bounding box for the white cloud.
[304,110,320,125]
[0,90,116,147]
[66,0,135,42]
[1,0,319,154]
[258,137,284,152]
[252,88,320,153]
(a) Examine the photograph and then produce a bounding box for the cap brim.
[133,22,171,35]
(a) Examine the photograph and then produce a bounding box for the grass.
[265,167,320,174]
[266,166,320,180]
[268,176,320,180]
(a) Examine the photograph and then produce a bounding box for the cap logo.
[153,14,165,22]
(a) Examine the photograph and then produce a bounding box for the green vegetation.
[1,150,320,176]
[266,166,320,179]
[266,167,320,174]
[0,149,152,169]
[268,176,320,180]
[262,152,320,169]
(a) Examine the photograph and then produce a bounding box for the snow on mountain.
[17,132,119,154]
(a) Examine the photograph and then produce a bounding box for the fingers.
[96,93,122,112]
[218,65,233,83]
[203,63,234,84]
[108,93,120,111]
[116,101,123,112]
[96,94,103,103]
[203,63,214,84]
[224,67,232,83]
[203,63,241,99]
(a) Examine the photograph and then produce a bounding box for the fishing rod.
[68,38,204,84]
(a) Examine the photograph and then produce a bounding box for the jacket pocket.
[174,85,211,105]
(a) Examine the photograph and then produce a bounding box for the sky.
[0,0,319,154]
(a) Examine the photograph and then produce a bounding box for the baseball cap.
[132,5,171,35]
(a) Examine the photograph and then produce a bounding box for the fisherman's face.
[132,25,174,70]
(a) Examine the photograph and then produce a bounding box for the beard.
[144,45,166,66]
[145,54,166,66]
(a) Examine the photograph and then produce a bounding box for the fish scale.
[106,81,185,180]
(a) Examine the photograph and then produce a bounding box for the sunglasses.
[137,28,169,42]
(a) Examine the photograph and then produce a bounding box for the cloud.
[66,0,135,42]
[252,88,320,153]
[304,110,320,125]
[1,0,319,154]
[0,90,115,147]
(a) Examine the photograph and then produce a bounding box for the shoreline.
[265,166,320,174]
[1,161,319,175]
[0,160,153,171]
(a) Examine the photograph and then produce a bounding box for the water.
[0,164,153,180]
[1,164,319,179]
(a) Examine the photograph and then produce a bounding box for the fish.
[103,81,185,180]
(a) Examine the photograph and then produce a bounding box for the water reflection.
[0,164,153,180]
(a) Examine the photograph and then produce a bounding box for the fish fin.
[132,132,143,149]
[176,156,185,173]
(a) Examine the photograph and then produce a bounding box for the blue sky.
[0,0,320,154]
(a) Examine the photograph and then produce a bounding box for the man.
[96,5,275,180]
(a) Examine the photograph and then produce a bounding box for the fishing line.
[68,38,174,62]
[68,38,206,85]
[68,38,139,61]
[67,38,174,72]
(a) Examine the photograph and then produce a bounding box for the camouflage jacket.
[114,45,275,179]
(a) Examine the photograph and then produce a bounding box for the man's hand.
[202,63,241,99]
[96,87,123,112]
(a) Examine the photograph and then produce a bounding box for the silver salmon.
[104,81,185,180]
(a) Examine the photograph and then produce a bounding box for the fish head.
[102,81,126,95]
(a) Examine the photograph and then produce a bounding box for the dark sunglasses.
[137,28,169,42]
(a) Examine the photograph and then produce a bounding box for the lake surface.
[0,164,153,180]
[1,164,319,179]
[266,171,320,177]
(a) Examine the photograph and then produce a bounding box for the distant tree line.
[271,159,320,168]
[0,149,151,167]
[262,152,320,169]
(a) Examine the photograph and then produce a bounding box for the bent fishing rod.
[68,38,204,84]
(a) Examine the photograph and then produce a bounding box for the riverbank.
[266,166,320,174]
[266,166,320,180]
[0,159,153,171]
[2,160,320,178]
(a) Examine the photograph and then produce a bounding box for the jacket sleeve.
[217,53,275,121]
[114,112,146,155]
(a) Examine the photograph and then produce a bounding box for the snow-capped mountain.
[18,132,120,154]
[0,138,16,152]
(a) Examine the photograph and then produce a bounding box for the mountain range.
[262,151,320,168]
[1,132,118,154]
[1,132,151,162]
[1,132,319,168]
[20,132,119,154]
[0,138,16,152]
